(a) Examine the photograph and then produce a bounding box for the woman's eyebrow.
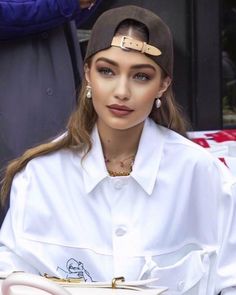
[95,57,118,66]
[131,64,156,71]
[95,57,156,71]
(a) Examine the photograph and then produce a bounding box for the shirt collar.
[82,119,166,195]
[82,126,108,194]
[130,118,166,195]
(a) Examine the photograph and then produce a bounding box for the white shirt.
[0,119,236,295]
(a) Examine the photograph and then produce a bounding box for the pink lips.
[107,104,134,116]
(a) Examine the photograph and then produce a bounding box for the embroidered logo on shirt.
[57,258,93,282]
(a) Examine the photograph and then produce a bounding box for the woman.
[0,5,236,295]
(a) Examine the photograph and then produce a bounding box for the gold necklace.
[107,168,133,177]
[105,154,135,177]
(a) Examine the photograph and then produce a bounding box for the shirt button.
[113,180,124,189]
[46,88,53,96]
[115,226,127,237]
[177,280,185,291]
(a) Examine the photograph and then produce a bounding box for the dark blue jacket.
[0,0,101,40]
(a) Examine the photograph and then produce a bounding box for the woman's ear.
[158,76,172,97]
[84,63,91,83]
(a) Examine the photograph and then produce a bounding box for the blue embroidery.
[57,258,93,282]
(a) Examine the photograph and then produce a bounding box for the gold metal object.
[43,274,83,283]
[107,169,132,177]
[111,276,125,289]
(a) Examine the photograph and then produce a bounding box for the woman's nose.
[114,76,130,101]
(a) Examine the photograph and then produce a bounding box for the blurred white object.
[1,272,70,295]
[227,141,236,156]
[207,144,229,157]
[223,157,236,176]
[188,130,236,176]
[0,273,167,295]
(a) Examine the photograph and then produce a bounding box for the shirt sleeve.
[0,170,38,273]
[215,164,236,294]
[0,245,38,274]
[0,0,80,40]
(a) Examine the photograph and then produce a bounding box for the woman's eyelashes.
[97,66,114,76]
[134,72,151,81]
[96,66,152,82]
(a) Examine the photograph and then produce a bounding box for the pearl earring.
[155,98,162,108]
[86,85,92,99]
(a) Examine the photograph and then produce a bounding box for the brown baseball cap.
[85,5,173,78]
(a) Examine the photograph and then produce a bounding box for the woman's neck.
[97,121,144,160]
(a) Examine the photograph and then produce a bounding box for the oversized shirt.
[0,119,236,295]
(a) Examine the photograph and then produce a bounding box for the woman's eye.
[97,67,114,76]
[134,72,151,81]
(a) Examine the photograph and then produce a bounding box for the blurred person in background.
[0,0,102,224]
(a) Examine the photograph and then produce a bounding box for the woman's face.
[85,44,171,133]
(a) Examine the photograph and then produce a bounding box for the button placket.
[110,177,131,275]
[112,213,129,275]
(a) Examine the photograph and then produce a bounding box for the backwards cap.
[85,5,173,78]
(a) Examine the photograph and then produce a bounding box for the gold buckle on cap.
[111,36,162,56]
[120,36,130,50]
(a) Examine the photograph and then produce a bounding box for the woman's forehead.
[91,46,161,71]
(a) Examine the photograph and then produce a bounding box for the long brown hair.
[0,19,189,207]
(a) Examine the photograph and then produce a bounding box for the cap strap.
[111,36,161,56]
